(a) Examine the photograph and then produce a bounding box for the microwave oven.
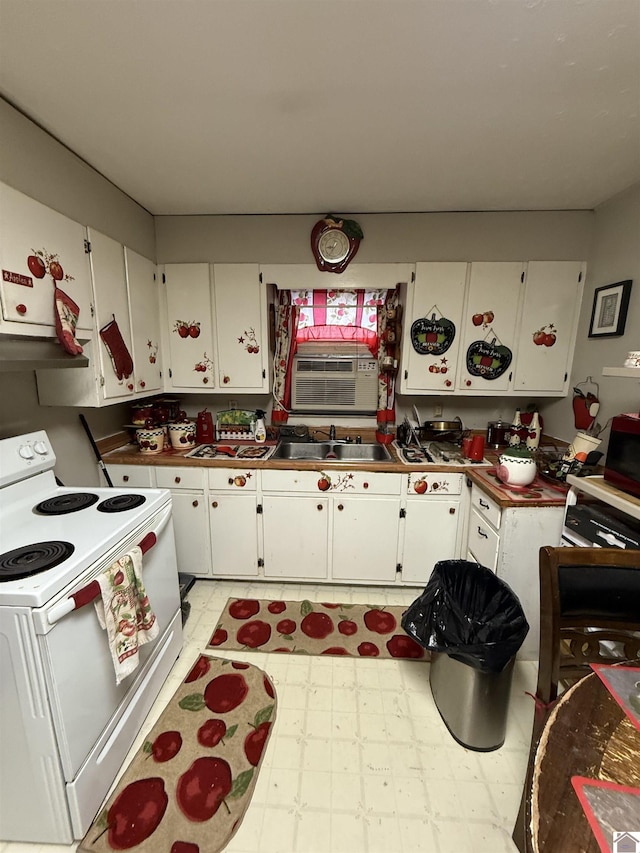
[603,414,640,498]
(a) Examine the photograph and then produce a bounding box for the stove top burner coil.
[35,493,99,515]
[97,494,146,513]
[0,541,75,581]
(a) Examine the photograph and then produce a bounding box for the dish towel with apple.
[94,546,159,684]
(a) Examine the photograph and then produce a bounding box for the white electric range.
[0,430,183,844]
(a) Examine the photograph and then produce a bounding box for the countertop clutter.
[99,429,570,509]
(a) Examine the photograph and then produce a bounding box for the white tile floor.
[0,580,537,853]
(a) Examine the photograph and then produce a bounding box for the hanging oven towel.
[94,546,159,685]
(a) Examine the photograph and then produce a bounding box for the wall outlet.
[434,404,443,417]
[229,399,238,410]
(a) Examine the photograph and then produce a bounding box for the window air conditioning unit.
[291,344,378,413]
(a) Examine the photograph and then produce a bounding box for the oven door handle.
[47,505,172,626]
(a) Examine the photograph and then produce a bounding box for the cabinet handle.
[465,380,472,387]
[203,377,209,384]
[317,504,323,511]
[479,499,489,509]
[449,507,456,515]
[123,475,129,482]
[228,478,234,485]
[445,380,452,387]
[211,501,218,508]
[16,304,27,315]
[127,383,134,391]
[192,500,199,507]
[363,482,369,489]
[337,503,344,511]
[174,476,181,483]
[477,526,488,539]
[139,380,146,388]
[223,375,230,384]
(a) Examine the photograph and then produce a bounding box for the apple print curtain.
[271,290,299,424]
[292,288,386,354]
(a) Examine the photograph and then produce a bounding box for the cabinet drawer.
[155,467,205,489]
[108,465,154,488]
[468,507,499,571]
[261,468,402,495]
[470,484,502,529]
[208,468,258,491]
[406,472,463,496]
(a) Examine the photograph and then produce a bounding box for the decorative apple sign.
[410,313,456,355]
[466,336,512,380]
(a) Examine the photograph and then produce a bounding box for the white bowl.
[496,454,537,487]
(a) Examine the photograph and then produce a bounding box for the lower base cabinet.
[262,494,330,579]
[332,497,400,582]
[208,468,260,577]
[154,467,212,578]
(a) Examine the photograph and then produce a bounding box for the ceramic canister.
[496,449,537,487]
[136,426,165,454]
[168,421,196,450]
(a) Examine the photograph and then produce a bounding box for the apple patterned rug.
[207,598,428,660]
[78,654,276,853]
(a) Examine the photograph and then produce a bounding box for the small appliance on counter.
[196,408,215,444]
[603,414,640,498]
[486,420,509,449]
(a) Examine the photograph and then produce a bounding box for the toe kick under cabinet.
[467,483,564,660]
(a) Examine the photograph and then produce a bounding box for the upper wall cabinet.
[398,262,468,394]
[162,263,269,393]
[512,261,585,393]
[399,260,585,397]
[0,182,92,337]
[37,229,161,406]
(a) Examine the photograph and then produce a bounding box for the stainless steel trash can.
[429,651,515,751]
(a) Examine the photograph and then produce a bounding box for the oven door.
[33,502,181,783]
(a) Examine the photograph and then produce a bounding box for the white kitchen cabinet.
[398,262,468,393]
[125,248,162,395]
[155,467,212,577]
[36,230,161,406]
[466,483,564,660]
[512,261,585,394]
[0,181,92,337]
[107,463,155,489]
[401,472,466,585]
[332,496,400,582]
[162,263,268,393]
[213,264,268,392]
[163,263,215,389]
[457,262,525,393]
[208,468,260,577]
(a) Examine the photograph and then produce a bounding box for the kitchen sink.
[272,441,392,463]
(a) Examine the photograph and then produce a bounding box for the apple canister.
[496,446,537,487]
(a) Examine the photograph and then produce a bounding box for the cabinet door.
[212,264,268,391]
[262,495,329,579]
[457,262,525,393]
[1,182,92,332]
[332,497,400,582]
[399,262,468,393]
[88,229,135,400]
[513,261,584,393]
[126,248,162,394]
[401,499,461,584]
[209,493,259,576]
[169,490,212,577]
[164,264,215,389]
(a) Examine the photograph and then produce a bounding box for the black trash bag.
[401,559,529,673]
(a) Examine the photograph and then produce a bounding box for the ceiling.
[1,0,639,216]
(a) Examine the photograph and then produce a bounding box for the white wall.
[543,182,640,453]
[0,100,156,485]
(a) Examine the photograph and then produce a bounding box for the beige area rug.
[78,654,276,853]
[207,598,429,660]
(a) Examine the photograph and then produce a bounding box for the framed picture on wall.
[588,279,632,338]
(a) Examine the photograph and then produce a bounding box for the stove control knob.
[19,444,35,460]
[34,441,48,456]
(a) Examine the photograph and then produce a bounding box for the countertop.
[99,431,570,508]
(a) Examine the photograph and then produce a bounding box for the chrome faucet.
[313,425,337,441]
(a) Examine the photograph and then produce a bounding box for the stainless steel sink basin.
[272,441,392,463]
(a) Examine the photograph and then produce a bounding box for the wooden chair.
[536,545,640,705]
[513,545,640,852]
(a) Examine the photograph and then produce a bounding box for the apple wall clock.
[466,336,512,379]
[410,311,456,355]
[310,214,363,273]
